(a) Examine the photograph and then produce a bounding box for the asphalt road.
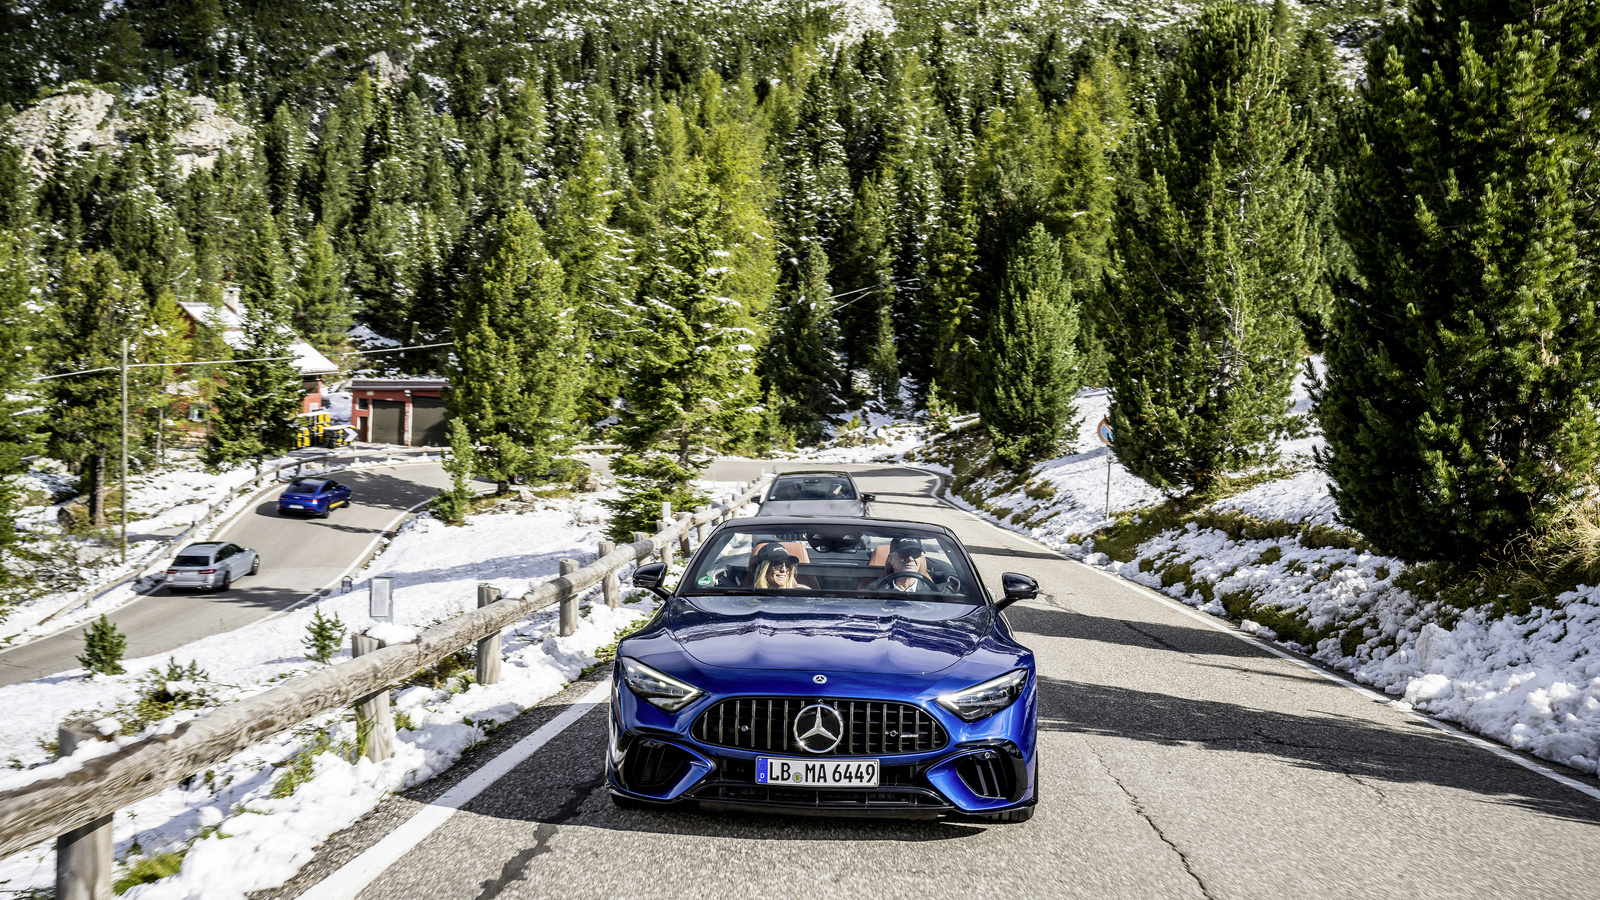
[0,459,456,687]
[262,464,1600,900]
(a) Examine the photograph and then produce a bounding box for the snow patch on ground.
[945,364,1600,777]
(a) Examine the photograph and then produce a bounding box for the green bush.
[302,608,346,664]
[78,615,127,676]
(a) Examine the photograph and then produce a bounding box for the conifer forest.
[1,0,1597,588]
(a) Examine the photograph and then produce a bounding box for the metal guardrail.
[0,477,769,861]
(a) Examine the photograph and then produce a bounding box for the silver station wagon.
[164,542,261,592]
[756,471,874,517]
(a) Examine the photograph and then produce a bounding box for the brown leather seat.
[856,544,894,589]
[746,541,820,589]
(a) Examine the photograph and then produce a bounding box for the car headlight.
[619,657,704,712]
[936,669,1029,722]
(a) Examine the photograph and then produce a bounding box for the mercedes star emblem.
[813,674,827,684]
[793,703,844,753]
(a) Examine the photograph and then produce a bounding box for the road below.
[0,459,455,687]
[263,463,1600,900]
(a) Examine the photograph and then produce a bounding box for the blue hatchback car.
[276,477,352,518]
[609,516,1039,822]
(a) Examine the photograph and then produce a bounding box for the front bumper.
[605,678,1036,818]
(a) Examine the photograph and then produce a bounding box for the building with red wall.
[349,377,452,446]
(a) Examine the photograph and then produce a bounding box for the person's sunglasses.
[772,560,795,569]
[894,547,923,559]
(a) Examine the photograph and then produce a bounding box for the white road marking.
[906,464,1600,804]
[297,680,612,900]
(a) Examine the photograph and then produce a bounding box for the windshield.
[681,524,981,605]
[767,475,856,501]
[288,479,326,492]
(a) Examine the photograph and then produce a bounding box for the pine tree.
[0,233,41,596]
[301,607,346,664]
[546,133,635,431]
[922,189,981,407]
[765,242,844,443]
[291,224,347,353]
[433,419,478,525]
[78,614,127,676]
[449,207,583,491]
[1316,0,1600,561]
[1105,3,1315,494]
[204,221,302,470]
[606,165,763,540]
[980,225,1081,468]
[46,252,149,527]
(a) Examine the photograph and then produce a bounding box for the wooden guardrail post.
[475,584,502,686]
[351,633,393,762]
[599,541,620,608]
[558,559,580,636]
[657,521,674,569]
[55,721,112,900]
[678,515,694,558]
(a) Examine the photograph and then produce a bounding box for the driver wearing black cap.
[887,537,930,592]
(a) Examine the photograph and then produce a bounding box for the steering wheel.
[866,571,941,592]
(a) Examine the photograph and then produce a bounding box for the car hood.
[665,595,990,675]
[755,499,864,517]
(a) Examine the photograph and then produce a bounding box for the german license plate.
[287,504,304,509]
[756,757,879,787]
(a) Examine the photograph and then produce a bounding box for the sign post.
[1096,418,1115,518]
[369,576,395,623]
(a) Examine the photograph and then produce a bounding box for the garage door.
[369,400,406,445]
[410,396,449,447]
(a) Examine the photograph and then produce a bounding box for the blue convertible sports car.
[608,516,1039,822]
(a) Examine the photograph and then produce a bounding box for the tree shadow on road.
[1005,603,1279,659]
[1035,674,1600,826]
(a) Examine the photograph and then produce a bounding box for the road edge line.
[895,461,1600,804]
[295,680,611,900]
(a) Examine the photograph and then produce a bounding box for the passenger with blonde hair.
[752,543,800,589]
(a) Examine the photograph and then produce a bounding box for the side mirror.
[996,572,1039,610]
[632,562,671,600]
[861,493,876,503]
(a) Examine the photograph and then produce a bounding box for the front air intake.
[955,751,1021,801]
[621,740,691,791]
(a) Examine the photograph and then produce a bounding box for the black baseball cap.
[889,537,924,557]
[757,543,799,566]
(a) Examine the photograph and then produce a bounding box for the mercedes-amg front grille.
[691,697,948,756]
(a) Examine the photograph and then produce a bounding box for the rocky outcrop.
[365,50,412,91]
[2,88,252,177]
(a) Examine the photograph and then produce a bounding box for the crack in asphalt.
[1092,748,1215,900]
[471,766,607,898]
[473,831,550,900]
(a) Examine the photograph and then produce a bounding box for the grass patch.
[404,648,477,693]
[114,851,186,893]
[271,727,358,799]
[594,615,653,663]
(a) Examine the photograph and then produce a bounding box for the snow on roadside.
[0,492,658,898]
[943,371,1600,777]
